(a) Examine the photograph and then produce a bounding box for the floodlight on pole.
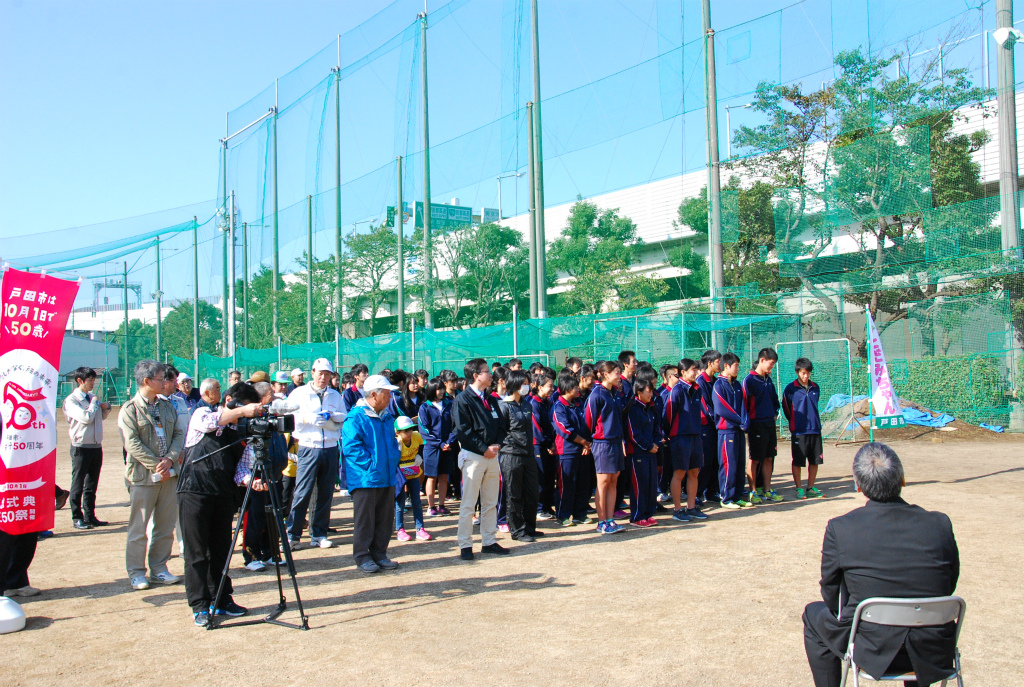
[496,171,524,220]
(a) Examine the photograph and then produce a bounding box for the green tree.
[548,199,648,315]
[160,299,223,360]
[344,224,399,333]
[276,253,343,344]
[460,222,528,327]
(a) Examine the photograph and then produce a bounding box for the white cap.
[290,368,304,378]
[394,415,416,431]
[176,373,192,383]
[363,374,399,392]
[312,358,334,373]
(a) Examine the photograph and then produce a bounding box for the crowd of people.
[6,347,832,623]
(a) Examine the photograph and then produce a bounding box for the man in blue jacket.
[342,374,402,574]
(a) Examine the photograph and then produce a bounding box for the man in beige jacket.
[62,366,112,530]
[118,360,184,591]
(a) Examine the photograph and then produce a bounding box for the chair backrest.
[849,596,967,648]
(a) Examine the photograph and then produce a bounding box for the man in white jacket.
[62,366,112,529]
[286,358,345,549]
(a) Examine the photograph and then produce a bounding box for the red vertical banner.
[0,268,80,534]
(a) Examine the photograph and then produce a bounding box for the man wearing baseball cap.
[286,358,345,549]
[342,374,401,573]
[286,369,305,396]
[248,371,269,384]
[271,371,290,399]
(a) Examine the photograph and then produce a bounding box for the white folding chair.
[839,596,966,687]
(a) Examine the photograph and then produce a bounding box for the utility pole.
[531,0,547,318]
[334,53,343,337]
[192,217,199,379]
[527,102,538,319]
[242,221,249,348]
[397,155,405,332]
[220,138,229,355]
[154,236,162,358]
[227,191,236,358]
[122,261,129,394]
[703,0,725,309]
[996,0,1022,257]
[272,80,281,339]
[307,194,314,344]
[420,9,434,329]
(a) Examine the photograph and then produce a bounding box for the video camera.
[229,398,296,438]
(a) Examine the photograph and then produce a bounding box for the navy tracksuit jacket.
[625,398,661,522]
[552,396,592,521]
[713,376,748,503]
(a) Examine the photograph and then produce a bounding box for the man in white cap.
[342,374,401,573]
[286,358,345,549]
[286,368,305,396]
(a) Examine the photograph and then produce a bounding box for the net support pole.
[703,0,724,346]
[680,312,686,359]
[397,155,405,333]
[277,335,282,371]
[155,236,162,359]
[307,194,313,345]
[220,139,229,355]
[123,261,129,395]
[227,191,236,358]
[272,86,280,339]
[420,11,434,330]
[333,64,342,338]
[193,217,200,379]
[512,304,519,357]
[411,318,417,364]
[997,0,1022,257]
[527,102,538,319]
[531,0,548,319]
[242,222,249,349]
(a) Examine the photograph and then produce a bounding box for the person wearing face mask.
[496,369,542,542]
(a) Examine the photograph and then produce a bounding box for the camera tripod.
[208,435,309,630]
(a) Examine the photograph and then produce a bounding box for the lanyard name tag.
[490,409,499,419]
[154,424,166,442]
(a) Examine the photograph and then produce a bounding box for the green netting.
[721,188,739,243]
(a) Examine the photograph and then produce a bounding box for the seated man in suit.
[803,442,960,687]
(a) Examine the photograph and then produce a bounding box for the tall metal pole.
[122,261,129,395]
[193,217,199,379]
[997,0,1022,256]
[220,139,229,355]
[307,194,314,344]
[420,11,434,329]
[512,303,519,357]
[272,82,281,339]
[397,155,405,333]
[703,0,724,306]
[334,61,343,337]
[526,102,538,319]
[530,0,548,319]
[227,191,236,358]
[154,236,162,358]
[242,221,249,349]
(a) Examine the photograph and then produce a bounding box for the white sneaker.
[7,585,41,597]
[244,560,266,572]
[311,537,334,549]
[263,558,284,566]
[656,492,671,503]
[285,538,302,552]
[150,571,181,585]
[472,517,480,526]
[130,576,150,591]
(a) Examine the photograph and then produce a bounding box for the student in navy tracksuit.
[552,372,593,525]
[664,358,708,522]
[713,353,750,509]
[743,348,782,504]
[624,379,661,526]
[656,364,678,499]
[615,351,638,513]
[584,361,625,534]
[696,351,722,503]
[782,357,825,499]
[529,372,557,519]
[419,379,458,516]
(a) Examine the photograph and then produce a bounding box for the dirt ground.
[4,416,1022,687]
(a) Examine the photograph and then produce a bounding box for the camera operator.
[177,379,263,626]
[286,358,345,550]
[238,382,291,572]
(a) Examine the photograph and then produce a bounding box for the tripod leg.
[266,466,309,630]
[208,475,256,629]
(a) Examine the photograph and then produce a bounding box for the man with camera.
[287,358,345,549]
[177,379,264,626]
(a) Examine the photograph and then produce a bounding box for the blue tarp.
[824,394,867,414]
[980,423,1005,433]
[902,408,955,428]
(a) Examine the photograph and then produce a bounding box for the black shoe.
[527,530,545,537]
[88,518,109,527]
[515,534,536,543]
[72,519,93,530]
[326,526,339,533]
[213,601,248,618]
[481,543,509,555]
[55,489,69,510]
[375,558,399,571]
[459,547,474,561]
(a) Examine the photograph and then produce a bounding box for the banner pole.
[123,261,129,398]
[867,312,874,442]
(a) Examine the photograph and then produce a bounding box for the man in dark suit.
[803,442,960,687]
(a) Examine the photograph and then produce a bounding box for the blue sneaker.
[695,495,706,506]
[212,601,248,618]
[596,520,608,534]
[686,507,708,520]
[193,611,210,627]
[671,509,692,523]
[606,521,625,534]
